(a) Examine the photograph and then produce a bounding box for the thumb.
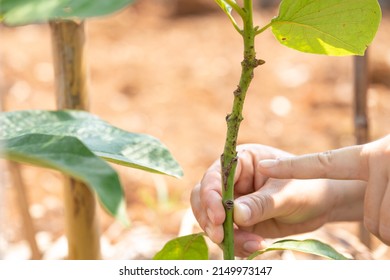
[234,190,283,227]
[257,145,369,181]
[234,195,267,227]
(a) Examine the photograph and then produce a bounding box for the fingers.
[191,144,294,249]
[364,181,390,246]
[258,145,369,181]
[191,164,226,244]
[233,229,266,257]
[378,180,390,245]
[256,135,390,245]
[233,178,326,228]
[364,159,390,246]
[191,182,224,244]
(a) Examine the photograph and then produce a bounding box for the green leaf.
[153,233,208,260]
[214,0,242,32]
[0,0,134,26]
[215,0,234,15]
[0,110,183,178]
[2,133,128,225]
[248,239,350,260]
[271,0,381,56]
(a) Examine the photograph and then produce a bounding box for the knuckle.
[244,194,269,225]
[284,157,295,177]
[200,170,221,190]
[190,183,200,203]
[364,215,379,237]
[316,150,333,176]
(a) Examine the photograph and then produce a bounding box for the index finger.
[258,145,369,181]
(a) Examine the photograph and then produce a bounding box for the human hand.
[258,135,390,246]
[191,144,365,257]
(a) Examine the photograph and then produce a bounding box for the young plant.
[0,0,183,259]
[155,0,381,260]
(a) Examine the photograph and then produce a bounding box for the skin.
[191,135,390,257]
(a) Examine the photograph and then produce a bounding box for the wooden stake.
[50,20,101,259]
[1,73,41,259]
[8,162,42,259]
[353,52,371,249]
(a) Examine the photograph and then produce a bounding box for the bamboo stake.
[50,21,90,110]
[8,162,42,259]
[49,20,101,259]
[353,52,371,249]
[1,77,41,259]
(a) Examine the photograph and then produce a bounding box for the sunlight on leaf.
[0,0,135,26]
[248,239,350,260]
[215,0,233,15]
[0,110,183,178]
[153,233,208,260]
[2,133,128,225]
[271,0,381,56]
[214,0,242,32]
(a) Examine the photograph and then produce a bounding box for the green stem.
[221,0,263,260]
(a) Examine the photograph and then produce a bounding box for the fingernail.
[243,241,261,253]
[207,208,216,224]
[258,159,279,168]
[260,240,268,249]
[235,202,251,223]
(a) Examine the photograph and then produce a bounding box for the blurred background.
[1,0,390,260]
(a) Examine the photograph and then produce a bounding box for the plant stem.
[50,20,101,260]
[221,0,263,260]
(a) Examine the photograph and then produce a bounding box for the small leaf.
[271,0,381,56]
[0,110,183,178]
[153,233,208,260]
[214,0,242,33]
[248,239,350,260]
[2,133,128,225]
[0,0,135,26]
[214,0,234,15]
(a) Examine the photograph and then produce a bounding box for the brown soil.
[1,1,390,259]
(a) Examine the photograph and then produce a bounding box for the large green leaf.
[153,233,208,260]
[271,0,381,56]
[3,133,128,225]
[0,110,183,178]
[0,0,134,26]
[248,239,350,260]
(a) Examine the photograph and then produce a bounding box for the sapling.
[155,0,381,260]
[217,0,381,260]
